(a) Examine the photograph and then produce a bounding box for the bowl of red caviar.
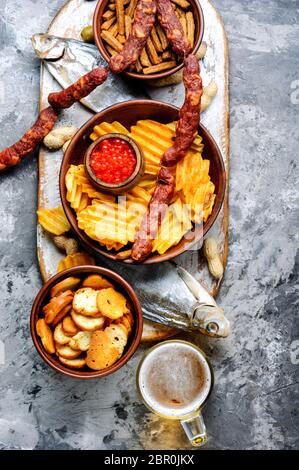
[84,133,145,194]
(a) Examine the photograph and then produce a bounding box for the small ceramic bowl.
[84,133,145,195]
[93,0,204,80]
[30,266,143,379]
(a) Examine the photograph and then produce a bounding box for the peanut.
[201,80,218,112]
[43,126,78,150]
[203,237,224,279]
[53,235,79,255]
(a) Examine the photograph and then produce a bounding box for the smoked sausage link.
[109,0,157,74]
[131,167,175,262]
[48,67,108,109]
[156,0,191,56]
[161,54,202,167]
[0,107,59,172]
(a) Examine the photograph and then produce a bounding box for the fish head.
[32,34,66,60]
[192,305,230,338]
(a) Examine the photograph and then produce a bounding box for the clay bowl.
[30,266,143,379]
[93,0,204,80]
[85,133,145,195]
[60,99,226,264]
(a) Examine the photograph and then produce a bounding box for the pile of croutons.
[36,274,134,370]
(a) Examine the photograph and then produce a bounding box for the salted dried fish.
[100,259,230,338]
[32,34,148,112]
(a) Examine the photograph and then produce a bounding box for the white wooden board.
[37,0,229,341]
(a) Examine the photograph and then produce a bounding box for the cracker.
[97,287,129,320]
[73,288,99,317]
[71,309,105,332]
[36,319,55,354]
[50,276,81,298]
[58,357,86,369]
[56,344,82,359]
[62,316,79,336]
[86,330,120,370]
[82,274,114,290]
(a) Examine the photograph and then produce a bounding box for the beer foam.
[138,342,212,418]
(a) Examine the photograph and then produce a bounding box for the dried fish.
[32,34,148,112]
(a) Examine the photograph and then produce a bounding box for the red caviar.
[90,138,137,184]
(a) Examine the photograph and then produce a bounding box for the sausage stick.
[0,107,59,172]
[161,54,202,167]
[131,167,175,262]
[109,0,156,74]
[48,67,108,110]
[156,0,191,56]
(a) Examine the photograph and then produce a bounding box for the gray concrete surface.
[0,0,298,450]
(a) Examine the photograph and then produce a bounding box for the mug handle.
[180,413,207,447]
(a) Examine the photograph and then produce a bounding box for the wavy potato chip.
[57,252,95,273]
[37,205,70,235]
[90,121,129,141]
[64,119,216,258]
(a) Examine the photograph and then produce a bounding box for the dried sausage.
[156,0,191,56]
[109,0,157,74]
[131,167,175,261]
[0,107,59,172]
[48,67,108,109]
[161,54,202,167]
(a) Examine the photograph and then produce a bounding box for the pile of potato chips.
[65,120,216,256]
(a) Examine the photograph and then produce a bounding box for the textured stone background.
[0,0,298,450]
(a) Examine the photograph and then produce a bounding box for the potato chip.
[152,198,192,254]
[190,181,216,224]
[57,252,95,272]
[77,197,147,249]
[90,121,129,141]
[203,182,216,222]
[65,165,114,211]
[64,118,216,257]
[37,205,70,235]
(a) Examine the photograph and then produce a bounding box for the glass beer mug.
[136,340,214,447]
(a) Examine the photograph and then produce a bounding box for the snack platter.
[37,0,229,342]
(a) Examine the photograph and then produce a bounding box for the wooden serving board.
[37,0,229,342]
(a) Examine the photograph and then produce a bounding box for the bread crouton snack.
[35,273,135,371]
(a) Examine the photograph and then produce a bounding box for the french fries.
[143,61,177,75]
[99,0,197,74]
[100,30,123,52]
[115,0,125,36]
[186,11,195,48]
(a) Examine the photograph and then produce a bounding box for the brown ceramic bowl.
[93,0,204,80]
[30,266,143,379]
[85,133,145,195]
[60,100,226,264]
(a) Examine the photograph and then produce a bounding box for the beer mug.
[136,340,214,447]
